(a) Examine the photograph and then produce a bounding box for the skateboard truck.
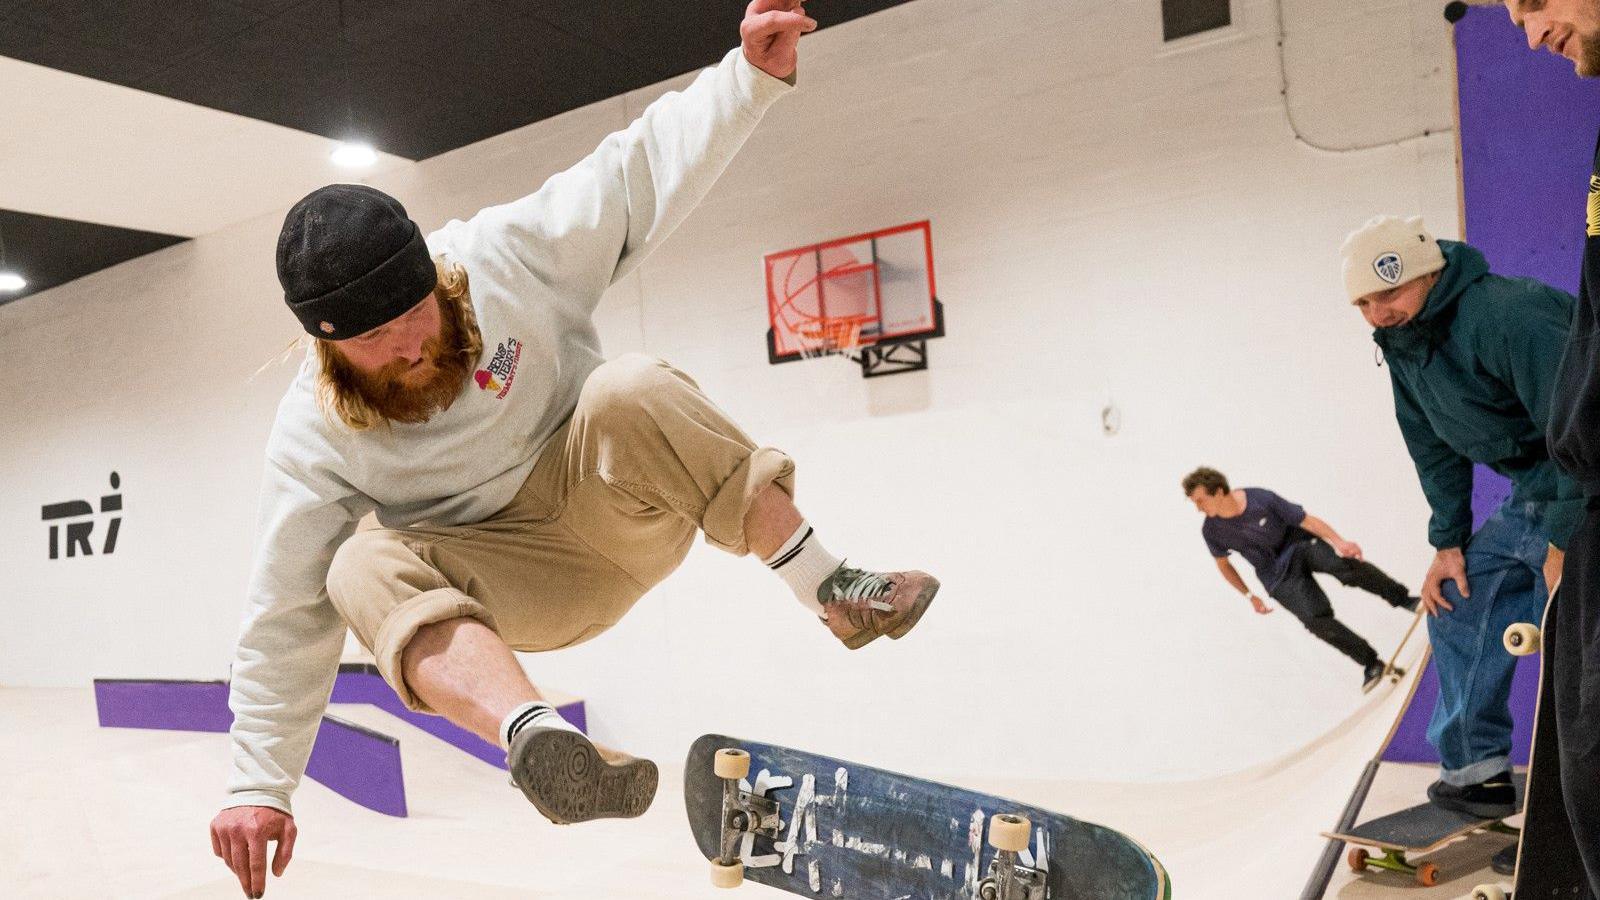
[977,814,1047,900]
[711,749,782,888]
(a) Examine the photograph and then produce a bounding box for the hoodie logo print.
[474,337,522,400]
[1373,252,1403,285]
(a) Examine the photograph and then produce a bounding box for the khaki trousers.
[325,354,795,712]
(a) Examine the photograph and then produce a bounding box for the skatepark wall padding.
[1378,5,1600,767]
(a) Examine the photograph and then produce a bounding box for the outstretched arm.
[1214,557,1272,615]
[451,2,814,307]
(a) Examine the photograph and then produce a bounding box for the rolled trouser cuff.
[1440,754,1511,787]
[701,446,795,555]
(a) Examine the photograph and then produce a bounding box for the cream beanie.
[1340,215,1446,302]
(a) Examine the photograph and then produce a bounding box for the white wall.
[0,0,1462,783]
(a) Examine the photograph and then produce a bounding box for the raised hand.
[741,0,818,81]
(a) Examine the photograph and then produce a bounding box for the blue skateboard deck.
[684,733,1169,899]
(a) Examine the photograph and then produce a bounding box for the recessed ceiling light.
[0,272,25,292]
[331,142,378,168]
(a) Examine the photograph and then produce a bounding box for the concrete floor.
[2,641,1507,899]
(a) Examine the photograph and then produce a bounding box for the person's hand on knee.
[1421,547,1468,616]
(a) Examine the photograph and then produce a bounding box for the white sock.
[499,700,581,750]
[762,521,840,617]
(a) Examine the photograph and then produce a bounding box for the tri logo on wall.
[42,472,123,559]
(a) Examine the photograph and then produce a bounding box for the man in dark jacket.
[1342,214,1583,820]
[1498,2,1600,891]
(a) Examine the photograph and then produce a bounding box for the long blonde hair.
[313,256,482,431]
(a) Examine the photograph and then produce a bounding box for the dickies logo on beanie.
[1373,253,1404,285]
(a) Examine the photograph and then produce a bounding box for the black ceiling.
[0,0,918,161]
[0,0,917,309]
[0,210,187,306]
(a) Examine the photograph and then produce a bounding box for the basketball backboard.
[764,220,944,377]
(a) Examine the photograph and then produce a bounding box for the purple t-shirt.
[1200,487,1309,592]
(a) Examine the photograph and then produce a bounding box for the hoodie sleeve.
[1476,280,1585,547]
[1391,374,1476,549]
[223,450,364,814]
[448,48,793,311]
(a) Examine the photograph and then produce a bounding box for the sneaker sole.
[510,729,658,825]
[888,577,940,640]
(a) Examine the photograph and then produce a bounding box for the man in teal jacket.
[1343,215,1583,818]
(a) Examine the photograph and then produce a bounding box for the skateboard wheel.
[1504,623,1541,656]
[710,859,744,889]
[1471,886,1508,900]
[1347,847,1369,872]
[1415,862,1439,887]
[714,749,751,780]
[988,814,1031,852]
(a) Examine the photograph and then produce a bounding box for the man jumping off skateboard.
[1183,467,1418,692]
[207,5,939,898]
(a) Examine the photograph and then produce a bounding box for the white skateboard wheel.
[1471,885,1508,900]
[988,814,1031,852]
[710,859,744,888]
[1504,622,1542,656]
[714,749,751,780]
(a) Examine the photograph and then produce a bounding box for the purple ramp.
[94,679,231,732]
[331,663,587,770]
[305,714,407,817]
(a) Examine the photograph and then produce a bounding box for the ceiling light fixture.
[330,0,376,170]
[0,220,24,292]
[331,142,378,167]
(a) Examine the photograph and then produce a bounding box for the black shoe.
[1428,771,1516,819]
[1401,595,1421,612]
[1362,661,1386,693]
[1491,842,1518,876]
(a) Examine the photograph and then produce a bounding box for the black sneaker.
[1362,661,1386,693]
[1427,771,1516,819]
[1491,842,1517,876]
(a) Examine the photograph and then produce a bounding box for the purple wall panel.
[305,715,407,817]
[1382,653,1539,765]
[94,679,232,732]
[1382,6,1600,764]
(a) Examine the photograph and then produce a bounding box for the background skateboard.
[1324,773,1523,887]
[684,733,1169,899]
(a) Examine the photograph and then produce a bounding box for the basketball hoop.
[794,313,874,361]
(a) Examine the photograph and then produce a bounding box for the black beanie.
[276,184,437,339]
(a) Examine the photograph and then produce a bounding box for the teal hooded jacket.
[1374,241,1583,550]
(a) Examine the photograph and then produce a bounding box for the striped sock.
[500,700,581,750]
[762,521,839,617]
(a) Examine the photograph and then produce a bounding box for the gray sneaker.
[817,563,939,649]
[506,726,657,825]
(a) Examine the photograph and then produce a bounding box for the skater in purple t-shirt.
[1182,466,1419,692]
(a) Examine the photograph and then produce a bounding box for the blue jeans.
[1426,501,1551,785]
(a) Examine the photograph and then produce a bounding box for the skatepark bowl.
[3,637,1522,898]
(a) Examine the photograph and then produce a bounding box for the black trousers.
[1553,502,1600,894]
[1268,538,1410,668]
